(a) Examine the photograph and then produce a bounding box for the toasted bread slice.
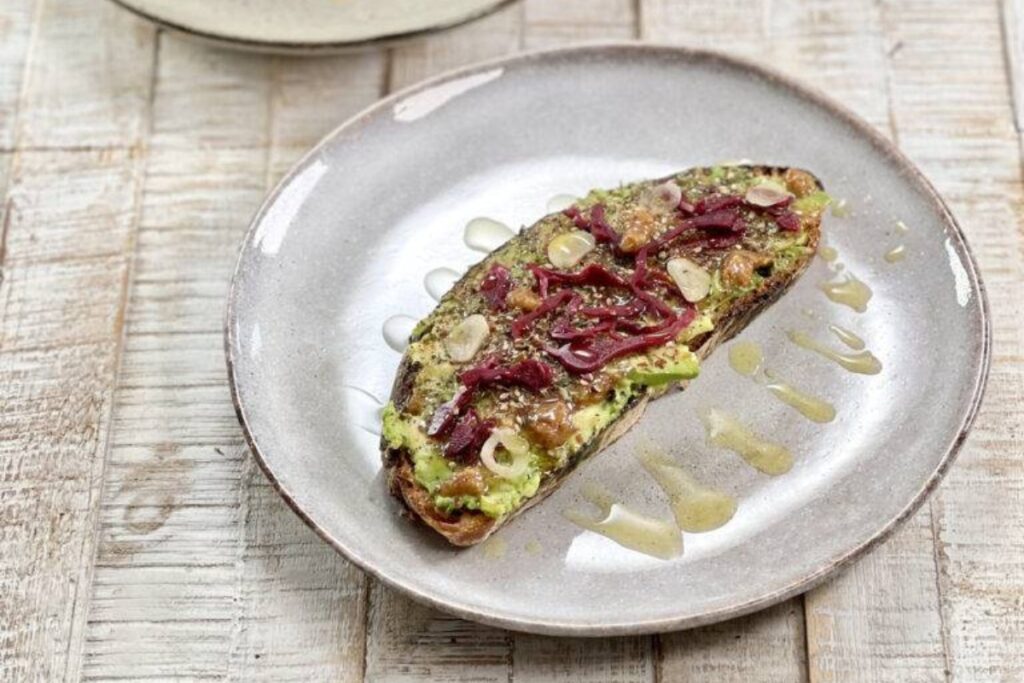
[381,165,827,546]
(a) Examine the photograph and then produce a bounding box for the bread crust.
[382,166,823,546]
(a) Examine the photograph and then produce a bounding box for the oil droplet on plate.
[763,371,837,423]
[699,408,794,475]
[831,198,850,217]
[424,267,460,301]
[787,330,882,375]
[828,324,866,350]
[728,341,763,377]
[382,314,418,352]
[546,194,578,213]
[525,539,542,556]
[819,245,839,262]
[564,483,682,560]
[637,449,737,532]
[819,272,872,312]
[464,217,516,253]
[885,245,906,263]
[896,220,910,233]
[482,537,507,559]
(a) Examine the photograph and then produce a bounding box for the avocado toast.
[381,165,828,546]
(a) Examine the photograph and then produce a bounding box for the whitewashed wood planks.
[81,36,386,682]
[523,0,636,49]
[0,1,156,680]
[16,1,154,150]
[0,0,36,149]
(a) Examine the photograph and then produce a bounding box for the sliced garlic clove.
[547,230,596,268]
[444,314,489,363]
[480,427,531,480]
[667,257,712,303]
[641,181,683,212]
[745,181,792,207]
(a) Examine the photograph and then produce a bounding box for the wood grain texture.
[656,602,807,682]
[17,0,154,149]
[512,636,653,683]
[364,581,512,683]
[523,0,637,49]
[81,35,386,681]
[879,1,1024,680]
[0,2,156,679]
[0,0,36,149]
[0,147,145,683]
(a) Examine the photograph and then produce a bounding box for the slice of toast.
[381,165,827,546]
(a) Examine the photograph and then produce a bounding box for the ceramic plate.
[226,45,989,635]
[109,0,515,54]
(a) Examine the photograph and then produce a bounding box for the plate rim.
[224,42,992,636]
[106,0,519,55]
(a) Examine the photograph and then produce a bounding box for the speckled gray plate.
[109,0,515,54]
[226,45,989,636]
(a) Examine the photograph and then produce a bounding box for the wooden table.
[2,1,1022,680]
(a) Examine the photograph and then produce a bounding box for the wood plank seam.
[61,26,162,682]
[0,144,141,153]
[0,194,11,272]
[0,0,40,273]
[1,0,159,677]
[9,0,42,146]
[927,498,954,682]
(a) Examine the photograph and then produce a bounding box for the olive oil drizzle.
[763,370,837,423]
[564,483,683,560]
[726,341,838,423]
[482,536,507,559]
[728,341,764,376]
[828,324,866,350]
[885,245,906,263]
[464,216,516,253]
[699,408,794,475]
[382,314,417,352]
[637,450,737,532]
[819,272,873,312]
[424,267,461,301]
[819,245,839,262]
[787,330,882,375]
